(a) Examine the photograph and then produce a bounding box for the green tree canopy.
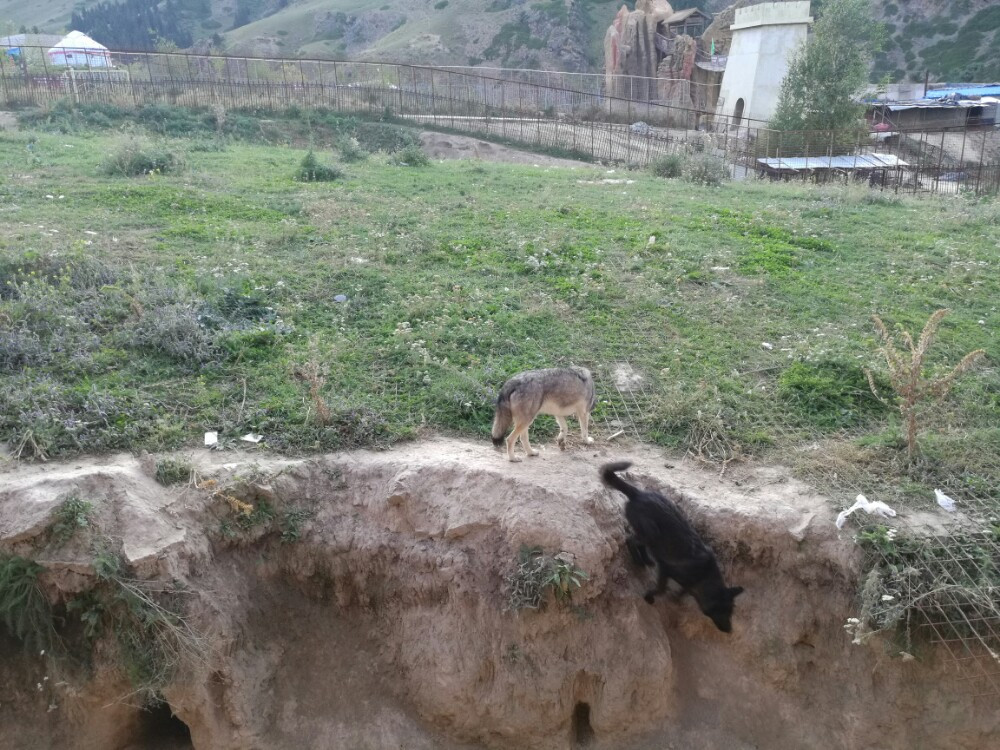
[770,0,884,133]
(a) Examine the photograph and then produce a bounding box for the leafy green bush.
[102,138,182,177]
[336,135,368,163]
[650,153,685,178]
[295,150,344,182]
[682,153,729,186]
[0,555,55,652]
[392,144,430,167]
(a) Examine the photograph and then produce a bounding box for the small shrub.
[682,153,729,186]
[434,0,449,8]
[505,546,589,611]
[392,144,430,167]
[650,153,685,179]
[102,138,182,177]
[154,457,192,486]
[295,150,344,182]
[336,135,368,163]
[51,496,95,545]
[126,302,218,365]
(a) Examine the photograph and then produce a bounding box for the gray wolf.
[600,461,743,633]
[491,367,596,462]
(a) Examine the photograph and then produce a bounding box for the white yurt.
[46,31,113,68]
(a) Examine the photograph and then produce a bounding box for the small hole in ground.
[572,701,595,746]
[129,700,193,750]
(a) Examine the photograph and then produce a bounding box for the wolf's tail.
[492,387,513,447]
[600,461,640,500]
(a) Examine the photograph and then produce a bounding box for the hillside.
[1,1,997,80]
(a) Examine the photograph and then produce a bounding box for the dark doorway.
[572,701,595,746]
[733,97,745,127]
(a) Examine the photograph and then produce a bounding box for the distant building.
[46,31,113,68]
[1,33,64,56]
[716,1,813,126]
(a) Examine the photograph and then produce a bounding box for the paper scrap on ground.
[934,489,956,512]
[241,433,263,443]
[204,431,218,447]
[835,494,897,529]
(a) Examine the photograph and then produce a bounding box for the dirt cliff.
[1,438,997,749]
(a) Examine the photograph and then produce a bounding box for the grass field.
[1,103,998,506]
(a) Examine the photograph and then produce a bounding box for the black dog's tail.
[492,387,513,447]
[600,461,641,500]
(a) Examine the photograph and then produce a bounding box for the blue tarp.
[926,85,1000,99]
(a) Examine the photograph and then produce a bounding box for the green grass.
[1,106,998,504]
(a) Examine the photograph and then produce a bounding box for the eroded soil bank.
[1,438,996,750]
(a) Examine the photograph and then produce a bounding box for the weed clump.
[295,150,344,182]
[778,360,889,429]
[867,309,986,459]
[102,138,182,177]
[51,496,95,545]
[650,153,685,179]
[682,153,729,186]
[155,457,193,486]
[504,546,588,611]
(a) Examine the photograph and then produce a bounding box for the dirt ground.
[1,437,997,750]
[419,131,592,167]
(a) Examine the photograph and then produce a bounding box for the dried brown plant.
[866,309,985,459]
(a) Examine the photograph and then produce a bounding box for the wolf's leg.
[626,537,654,567]
[576,408,595,445]
[505,421,525,462]
[555,416,569,450]
[520,427,540,457]
[643,564,670,605]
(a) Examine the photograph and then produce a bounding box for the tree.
[769,0,884,133]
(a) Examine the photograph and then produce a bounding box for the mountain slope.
[1,1,996,81]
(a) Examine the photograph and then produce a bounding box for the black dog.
[601,461,743,633]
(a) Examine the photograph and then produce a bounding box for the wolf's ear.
[728,586,744,599]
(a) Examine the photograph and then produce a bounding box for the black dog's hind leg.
[626,536,654,567]
[643,563,671,604]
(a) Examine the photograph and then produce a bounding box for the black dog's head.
[703,586,744,633]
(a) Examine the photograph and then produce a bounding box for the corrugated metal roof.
[926,85,1000,99]
[665,8,711,24]
[885,99,998,111]
[756,154,908,171]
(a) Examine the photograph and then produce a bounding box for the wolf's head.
[702,586,744,633]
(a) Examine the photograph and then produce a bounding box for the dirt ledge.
[0,438,996,749]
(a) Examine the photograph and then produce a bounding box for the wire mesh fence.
[2,47,999,195]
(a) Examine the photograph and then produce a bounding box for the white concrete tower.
[717,1,813,126]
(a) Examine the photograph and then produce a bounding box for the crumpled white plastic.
[835,494,897,529]
[934,489,957,512]
[204,431,218,447]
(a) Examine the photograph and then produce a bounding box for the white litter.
[934,489,956,512]
[761,342,774,350]
[835,494,897,529]
[204,431,218,447]
[648,235,656,245]
[241,433,263,444]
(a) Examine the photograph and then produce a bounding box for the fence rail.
[2,47,999,195]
